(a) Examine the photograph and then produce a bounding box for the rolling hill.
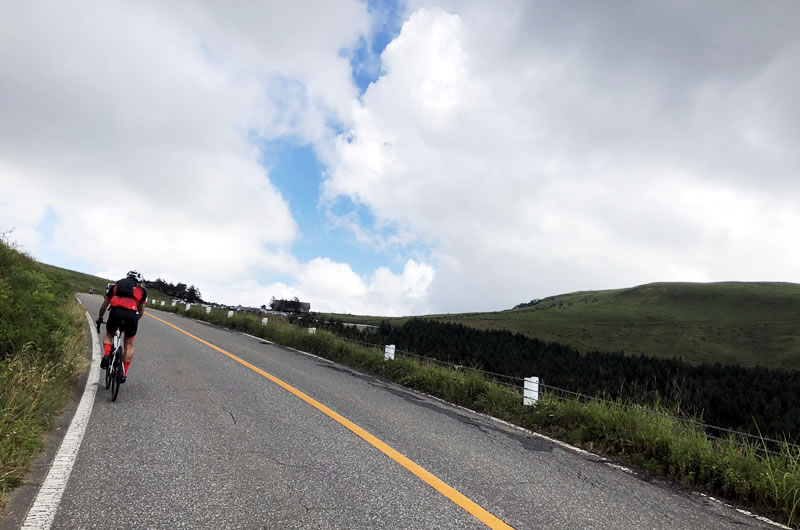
[37,262,111,295]
[324,282,800,371]
[36,260,800,372]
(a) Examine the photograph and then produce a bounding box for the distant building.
[270,299,311,313]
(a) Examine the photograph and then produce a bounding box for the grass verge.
[153,299,800,527]
[0,238,86,507]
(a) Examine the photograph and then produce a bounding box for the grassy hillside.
[324,282,800,371]
[0,241,93,505]
[37,262,111,295]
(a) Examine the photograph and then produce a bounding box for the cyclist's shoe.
[120,374,127,384]
[100,355,110,369]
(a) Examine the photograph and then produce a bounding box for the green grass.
[155,300,800,527]
[323,282,800,371]
[0,239,88,505]
[524,399,800,525]
[37,262,111,296]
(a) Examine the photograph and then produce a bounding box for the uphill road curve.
[12,294,786,529]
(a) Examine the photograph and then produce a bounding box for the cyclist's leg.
[103,333,113,354]
[103,307,120,355]
[102,309,122,367]
[121,313,139,377]
[123,338,135,366]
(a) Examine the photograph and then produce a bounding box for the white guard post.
[384,344,395,361]
[160,301,165,306]
[523,377,539,405]
[308,327,316,334]
[206,306,211,313]
[186,303,191,311]
[261,317,268,325]
[171,300,177,306]
[227,310,234,318]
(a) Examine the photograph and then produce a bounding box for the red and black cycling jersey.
[105,282,147,313]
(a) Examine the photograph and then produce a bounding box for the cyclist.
[96,271,147,383]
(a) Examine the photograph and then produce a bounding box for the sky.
[2,1,800,316]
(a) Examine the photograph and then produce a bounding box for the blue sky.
[259,139,387,279]
[254,0,408,285]
[351,0,406,93]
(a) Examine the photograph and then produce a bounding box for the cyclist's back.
[97,271,147,381]
[107,276,146,314]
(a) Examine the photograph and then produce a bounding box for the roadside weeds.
[0,237,86,507]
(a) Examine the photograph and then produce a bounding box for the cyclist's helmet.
[127,270,144,284]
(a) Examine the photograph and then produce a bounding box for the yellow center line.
[145,312,513,529]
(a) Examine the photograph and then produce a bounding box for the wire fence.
[338,335,800,456]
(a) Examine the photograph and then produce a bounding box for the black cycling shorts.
[107,306,139,340]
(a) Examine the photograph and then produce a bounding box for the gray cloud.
[0,1,363,284]
[326,1,800,311]
[4,1,799,314]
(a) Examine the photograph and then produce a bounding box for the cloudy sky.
[2,1,799,315]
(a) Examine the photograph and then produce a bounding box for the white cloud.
[203,257,434,316]
[0,1,441,315]
[324,3,800,311]
[0,2,397,306]
[5,1,799,316]
[290,257,434,316]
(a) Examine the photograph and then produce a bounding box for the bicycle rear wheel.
[111,367,120,401]
[105,361,112,389]
[111,348,122,401]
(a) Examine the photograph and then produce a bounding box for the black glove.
[95,318,103,333]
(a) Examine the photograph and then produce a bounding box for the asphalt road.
[12,294,785,528]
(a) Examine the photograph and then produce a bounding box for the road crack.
[221,405,237,425]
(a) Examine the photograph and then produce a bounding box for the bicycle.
[96,318,125,401]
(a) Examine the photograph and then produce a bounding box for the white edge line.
[240,332,269,343]
[238,330,792,529]
[698,494,791,529]
[21,298,100,530]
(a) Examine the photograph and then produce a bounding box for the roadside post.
[523,377,539,405]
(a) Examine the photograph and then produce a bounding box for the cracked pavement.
[11,294,784,529]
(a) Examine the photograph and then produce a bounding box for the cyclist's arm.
[98,298,110,320]
[137,287,147,320]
